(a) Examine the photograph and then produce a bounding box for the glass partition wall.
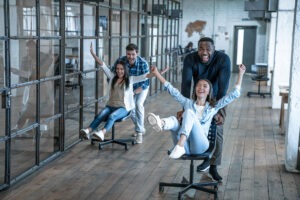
[0,0,181,190]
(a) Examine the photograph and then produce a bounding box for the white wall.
[181,0,268,70]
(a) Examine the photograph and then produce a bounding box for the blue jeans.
[89,106,129,132]
[163,109,209,155]
[131,87,149,133]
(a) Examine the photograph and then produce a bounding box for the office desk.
[279,86,289,133]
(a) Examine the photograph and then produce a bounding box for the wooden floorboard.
[0,75,300,200]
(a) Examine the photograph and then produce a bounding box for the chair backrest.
[251,64,268,77]
[180,119,217,159]
[206,119,217,153]
[256,65,268,77]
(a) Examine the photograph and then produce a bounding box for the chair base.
[91,138,136,150]
[247,91,271,98]
[159,179,218,200]
[159,159,218,200]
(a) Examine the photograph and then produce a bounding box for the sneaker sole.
[197,165,210,172]
[80,130,90,140]
[147,115,162,132]
[132,133,137,137]
[93,133,103,141]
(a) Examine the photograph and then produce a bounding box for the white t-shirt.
[195,104,205,119]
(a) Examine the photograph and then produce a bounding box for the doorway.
[233,26,257,73]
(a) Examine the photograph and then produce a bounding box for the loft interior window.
[66,6,79,35]
[23,7,36,36]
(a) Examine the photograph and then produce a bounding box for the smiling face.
[126,49,138,65]
[195,79,211,100]
[197,41,215,64]
[115,63,125,79]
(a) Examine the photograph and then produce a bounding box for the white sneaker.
[147,113,163,132]
[93,130,104,141]
[169,145,186,159]
[136,133,143,144]
[80,128,90,140]
[132,133,138,137]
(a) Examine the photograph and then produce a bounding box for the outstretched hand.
[90,42,103,65]
[147,65,169,78]
[238,64,246,75]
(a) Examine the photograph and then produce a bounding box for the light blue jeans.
[163,109,209,155]
[89,106,129,132]
[131,87,149,134]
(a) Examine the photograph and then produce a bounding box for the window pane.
[65,110,79,148]
[121,11,129,37]
[10,40,37,85]
[0,142,4,185]
[40,0,60,36]
[39,118,60,161]
[132,0,139,11]
[82,105,96,131]
[65,38,80,92]
[131,13,138,37]
[84,4,96,36]
[121,38,129,56]
[65,40,80,112]
[10,1,37,36]
[40,81,56,118]
[0,92,4,137]
[111,10,120,36]
[110,38,120,64]
[96,38,109,64]
[65,3,80,36]
[11,86,37,131]
[111,0,121,9]
[123,0,129,10]
[11,130,36,179]
[99,7,109,36]
[0,41,4,88]
[99,0,110,6]
[82,71,96,105]
[0,1,4,36]
[41,40,57,78]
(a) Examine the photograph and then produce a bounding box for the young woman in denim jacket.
[148,64,246,159]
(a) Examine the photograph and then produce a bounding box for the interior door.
[233,26,257,73]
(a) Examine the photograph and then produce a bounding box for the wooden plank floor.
[0,74,300,200]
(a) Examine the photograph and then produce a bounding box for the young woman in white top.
[80,44,152,143]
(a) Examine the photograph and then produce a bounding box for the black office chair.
[91,111,136,150]
[159,120,218,200]
[247,64,271,98]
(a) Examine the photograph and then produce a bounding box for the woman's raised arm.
[90,43,103,66]
[90,42,113,79]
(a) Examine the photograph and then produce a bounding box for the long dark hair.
[192,79,216,107]
[111,60,130,90]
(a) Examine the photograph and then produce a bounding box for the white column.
[285,0,300,172]
[267,13,277,91]
[272,0,295,109]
